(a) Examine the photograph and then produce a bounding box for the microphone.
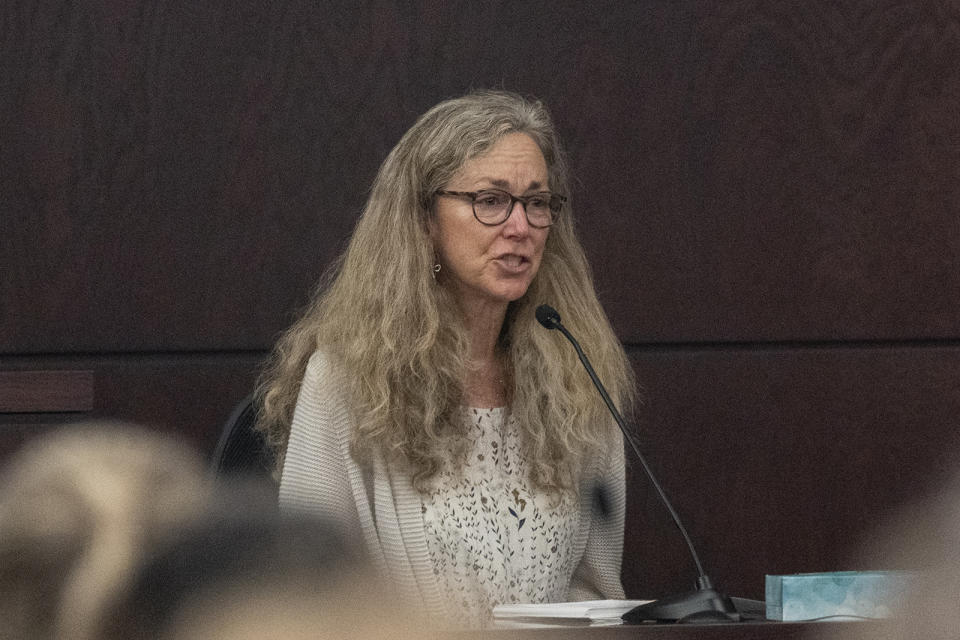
[535,304,739,624]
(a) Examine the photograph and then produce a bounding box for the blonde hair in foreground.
[0,423,207,640]
[257,90,636,491]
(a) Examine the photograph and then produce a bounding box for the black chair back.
[209,395,275,486]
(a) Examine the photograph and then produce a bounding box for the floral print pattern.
[421,407,579,627]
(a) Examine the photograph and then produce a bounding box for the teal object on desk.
[765,571,916,621]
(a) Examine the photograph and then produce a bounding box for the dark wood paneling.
[584,2,960,344]
[2,1,958,353]
[0,354,264,461]
[0,370,93,412]
[620,345,960,601]
[2,0,958,611]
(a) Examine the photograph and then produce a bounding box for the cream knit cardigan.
[278,352,627,620]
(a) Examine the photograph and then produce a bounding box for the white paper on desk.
[492,599,652,626]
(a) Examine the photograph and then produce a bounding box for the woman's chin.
[495,282,534,304]
[445,274,536,310]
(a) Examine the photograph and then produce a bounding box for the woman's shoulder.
[303,350,347,387]
[305,349,332,373]
[296,350,353,414]
[283,351,358,461]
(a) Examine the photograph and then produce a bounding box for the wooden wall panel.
[0,354,263,460]
[1,0,959,609]
[585,2,960,344]
[2,1,958,353]
[0,370,94,412]
[620,346,960,600]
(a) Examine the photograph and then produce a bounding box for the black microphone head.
[535,304,561,329]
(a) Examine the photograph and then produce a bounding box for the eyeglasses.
[435,188,566,228]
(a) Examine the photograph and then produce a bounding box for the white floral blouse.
[421,407,579,627]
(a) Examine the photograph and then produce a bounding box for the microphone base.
[622,587,741,624]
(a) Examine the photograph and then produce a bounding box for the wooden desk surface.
[472,620,883,639]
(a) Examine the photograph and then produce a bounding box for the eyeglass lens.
[473,189,560,226]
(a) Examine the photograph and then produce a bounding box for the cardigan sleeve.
[566,423,627,600]
[277,352,366,540]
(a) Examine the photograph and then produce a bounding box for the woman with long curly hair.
[257,90,636,627]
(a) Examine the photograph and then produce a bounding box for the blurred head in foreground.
[104,504,437,640]
[0,423,208,640]
[0,421,440,640]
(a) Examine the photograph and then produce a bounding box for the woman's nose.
[501,199,530,236]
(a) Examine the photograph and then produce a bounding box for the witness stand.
[476,620,883,639]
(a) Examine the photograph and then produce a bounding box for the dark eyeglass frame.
[435,189,566,228]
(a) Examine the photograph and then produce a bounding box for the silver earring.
[431,263,441,280]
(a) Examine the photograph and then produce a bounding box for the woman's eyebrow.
[481,178,546,191]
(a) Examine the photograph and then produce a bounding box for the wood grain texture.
[467,620,880,639]
[1,0,959,611]
[582,1,960,343]
[621,345,960,600]
[0,370,93,412]
[0,353,263,459]
[2,1,958,351]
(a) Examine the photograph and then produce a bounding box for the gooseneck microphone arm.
[534,304,707,581]
[535,304,738,623]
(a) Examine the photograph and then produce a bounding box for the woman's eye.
[477,193,504,206]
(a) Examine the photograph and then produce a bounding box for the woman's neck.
[461,299,508,408]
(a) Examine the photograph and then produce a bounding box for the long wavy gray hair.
[257,90,635,492]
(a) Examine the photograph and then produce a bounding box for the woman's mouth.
[495,254,530,273]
